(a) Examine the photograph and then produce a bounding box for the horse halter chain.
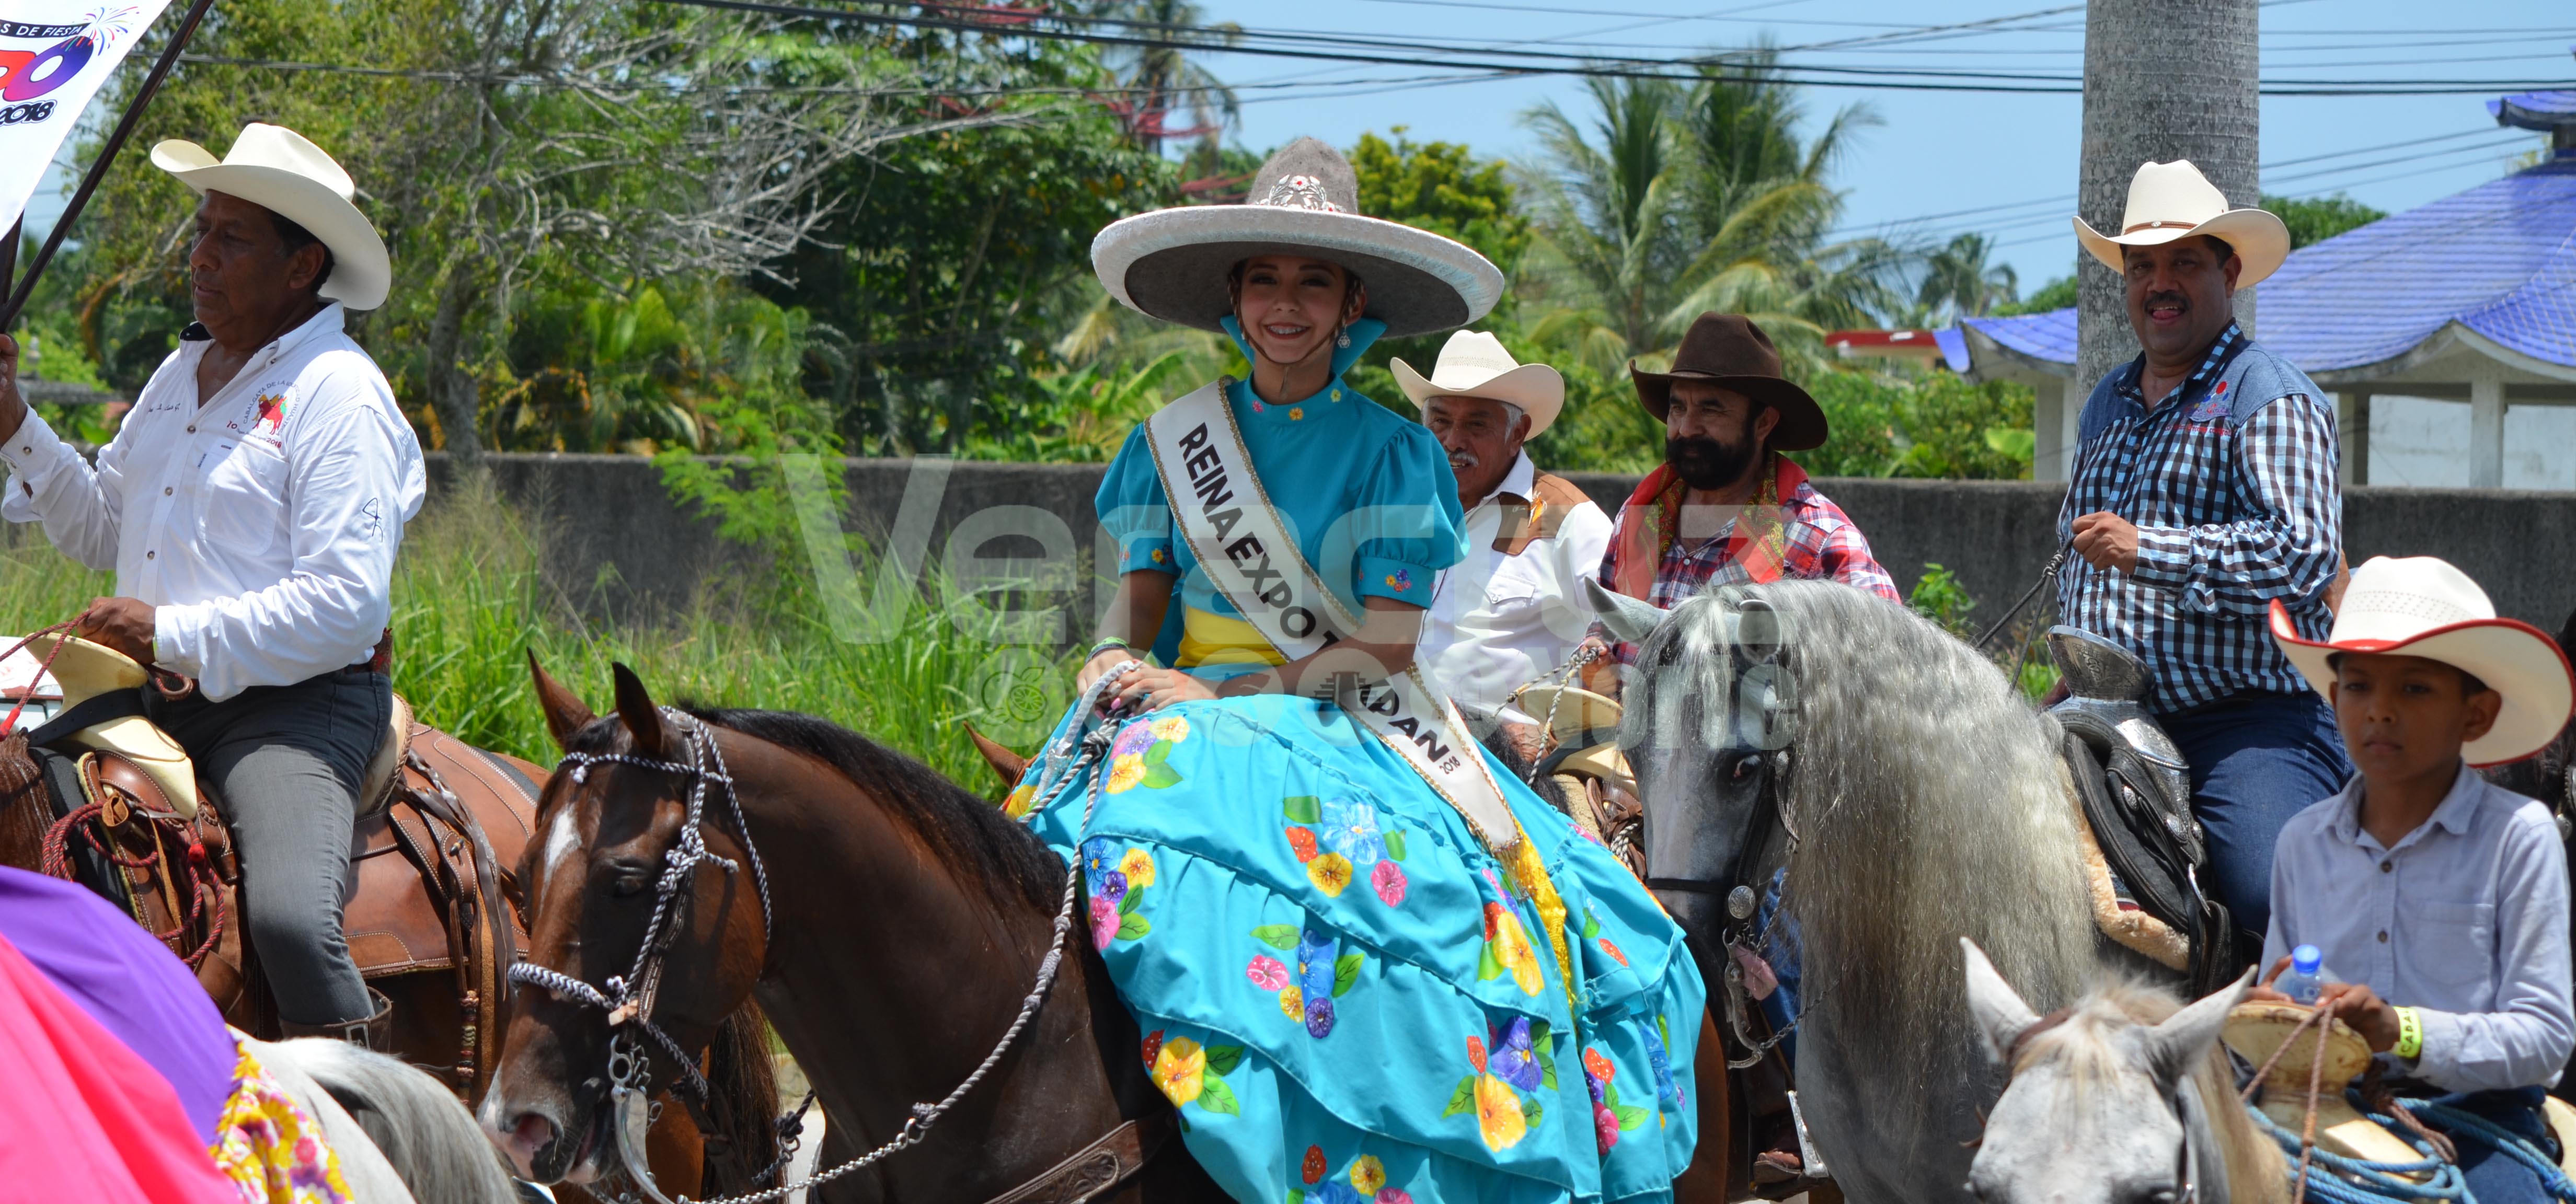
[514,668,1142,1204]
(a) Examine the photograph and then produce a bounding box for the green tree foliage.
[1799,371,2036,479]
[2260,193,2386,249]
[1913,233,2019,325]
[1350,128,1533,277]
[1993,270,2078,317]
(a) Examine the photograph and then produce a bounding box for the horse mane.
[258,1036,519,1203]
[680,706,1068,912]
[2019,980,2289,1204]
[1630,581,2100,1125]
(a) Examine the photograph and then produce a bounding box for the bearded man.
[1583,312,1899,690]
[1395,330,1610,754]
[0,124,421,1046]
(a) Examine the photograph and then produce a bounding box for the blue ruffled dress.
[1007,322,1705,1203]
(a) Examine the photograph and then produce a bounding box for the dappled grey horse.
[1962,939,2280,1204]
[1593,578,2180,1203]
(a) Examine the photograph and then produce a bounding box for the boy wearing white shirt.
[0,125,420,1046]
[2251,557,2576,1202]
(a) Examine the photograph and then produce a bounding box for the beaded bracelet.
[2394,1006,2424,1060]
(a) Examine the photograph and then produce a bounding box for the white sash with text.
[1144,381,1520,853]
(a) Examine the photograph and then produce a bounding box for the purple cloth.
[0,865,233,1143]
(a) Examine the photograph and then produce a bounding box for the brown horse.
[0,705,777,1201]
[485,659,1221,1201]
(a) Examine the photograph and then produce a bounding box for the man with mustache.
[1584,312,1900,685]
[1395,331,1611,754]
[2057,161,2347,964]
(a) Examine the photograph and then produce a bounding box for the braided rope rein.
[515,667,1141,1204]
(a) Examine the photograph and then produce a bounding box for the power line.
[633,0,2576,98]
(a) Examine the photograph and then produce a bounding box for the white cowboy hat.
[2074,160,2290,290]
[1090,137,1503,339]
[2269,556,2576,766]
[150,123,392,311]
[1390,330,1566,436]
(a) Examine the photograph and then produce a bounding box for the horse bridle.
[510,675,1167,1204]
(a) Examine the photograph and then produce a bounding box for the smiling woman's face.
[1231,254,1363,367]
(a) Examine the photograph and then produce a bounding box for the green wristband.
[1087,636,1132,659]
[2394,1006,2423,1060]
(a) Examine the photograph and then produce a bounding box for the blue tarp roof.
[2490,87,2576,129]
[1954,156,2576,375]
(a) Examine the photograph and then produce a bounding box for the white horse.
[1595,580,2175,1203]
[1961,940,2283,1204]
[255,1037,523,1203]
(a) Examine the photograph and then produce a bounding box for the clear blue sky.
[1189,0,2572,294]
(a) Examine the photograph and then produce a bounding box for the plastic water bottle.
[2280,944,2327,1005]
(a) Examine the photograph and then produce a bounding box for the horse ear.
[611,662,667,759]
[965,723,1029,788]
[2143,966,2253,1086]
[1736,597,1786,665]
[1586,578,1668,646]
[528,651,594,751]
[1961,938,2041,1067]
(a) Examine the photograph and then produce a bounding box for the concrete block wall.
[425,454,2576,635]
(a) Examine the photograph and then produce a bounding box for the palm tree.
[1518,59,1910,379]
[1915,233,2020,325]
[2076,0,2258,384]
[1095,0,1241,157]
[1516,76,1696,375]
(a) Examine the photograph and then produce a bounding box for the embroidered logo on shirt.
[254,392,288,433]
[2189,396,2229,423]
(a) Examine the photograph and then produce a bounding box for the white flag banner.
[0,2,173,234]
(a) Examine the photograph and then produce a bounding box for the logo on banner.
[0,7,142,126]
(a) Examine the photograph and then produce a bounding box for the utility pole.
[2076,0,2261,388]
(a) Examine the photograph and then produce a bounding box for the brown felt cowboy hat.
[1629,313,1827,451]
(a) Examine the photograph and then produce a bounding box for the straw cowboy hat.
[2075,160,2291,290]
[2269,556,2576,766]
[1090,137,1504,339]
[1391,330,1566,436]
[150,123,392,311]
[1628,312,1828,451]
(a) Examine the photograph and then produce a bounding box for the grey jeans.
[150,667,389,1026]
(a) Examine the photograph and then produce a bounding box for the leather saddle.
[3,640,543,1095]
[2044,626,2235,994]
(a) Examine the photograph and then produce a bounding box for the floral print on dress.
[1581,906,1628,967]
[1083,838,1156,947]
[1446,1016,1553,1152]
[212,1034,354,1204]
[1480,902,1544,997]
[1582,1044,1651,1150]
[1001,782,1039,819]
[1107,715,1188,795]
[1283,796,1409,908]
[1249,923,1362,1037]
[1144,1030,1244,1116]
[1285,1150,1415,1204]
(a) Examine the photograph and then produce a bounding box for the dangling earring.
[1336,327,1351,349]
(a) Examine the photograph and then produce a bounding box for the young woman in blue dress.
[1012,138,1705,1204]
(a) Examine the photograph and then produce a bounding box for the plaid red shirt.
[1592,455,1901,665]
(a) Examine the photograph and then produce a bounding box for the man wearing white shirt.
[1394,331,1612,758]
[0,124,421,1045]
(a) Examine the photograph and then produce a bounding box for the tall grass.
[0,478,1068,793]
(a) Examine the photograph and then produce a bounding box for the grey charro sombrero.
[1090,137,1503,339]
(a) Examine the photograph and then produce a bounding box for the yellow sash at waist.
[1176,606,1288,670]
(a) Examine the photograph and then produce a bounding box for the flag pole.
[0,0,218,331]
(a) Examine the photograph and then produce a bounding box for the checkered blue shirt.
[2056,322,2343,713]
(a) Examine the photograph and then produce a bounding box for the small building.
[1926,87,2576,487]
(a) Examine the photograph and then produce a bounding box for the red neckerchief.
[1608,454,1804,599]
